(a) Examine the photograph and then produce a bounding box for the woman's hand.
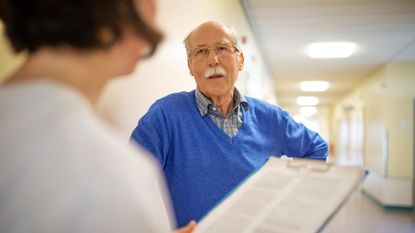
[175,220,197,233]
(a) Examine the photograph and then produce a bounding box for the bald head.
[184,21,242,58]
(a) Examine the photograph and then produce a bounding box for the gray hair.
[183,24,243,59]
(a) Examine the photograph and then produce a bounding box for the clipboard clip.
[286,158,331,172]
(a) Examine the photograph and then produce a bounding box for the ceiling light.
[300,106,317,116]
[296,96,319,106]
[307,42,356,58]
[300,81,329,92]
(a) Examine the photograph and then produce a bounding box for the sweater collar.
[195,88,248,117]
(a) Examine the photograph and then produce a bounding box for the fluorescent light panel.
[297,96,319,106]
[300,81,329,92]
[307,42,356,58]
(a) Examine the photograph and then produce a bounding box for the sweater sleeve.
[279,109,328,160]
[130,102,170,168]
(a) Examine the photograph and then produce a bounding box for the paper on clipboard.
[194,156,365,233]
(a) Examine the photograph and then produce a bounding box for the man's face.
[187,22,244,100]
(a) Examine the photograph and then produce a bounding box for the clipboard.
[194,156,365,233]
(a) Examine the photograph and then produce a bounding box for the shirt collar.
[195,88,249,117]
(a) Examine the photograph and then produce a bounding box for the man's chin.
[204,89,230,98]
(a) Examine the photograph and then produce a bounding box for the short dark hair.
[0,0,163,56]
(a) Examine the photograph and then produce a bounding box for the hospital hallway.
[1,0,414,232]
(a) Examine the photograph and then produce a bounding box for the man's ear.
[238,52,245,71]
[187,58,194,76]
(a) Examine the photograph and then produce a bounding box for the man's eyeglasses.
[190,44,239,61]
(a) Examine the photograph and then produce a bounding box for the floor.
[321,190,415,233]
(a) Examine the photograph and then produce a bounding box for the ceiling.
[241,0,415,113]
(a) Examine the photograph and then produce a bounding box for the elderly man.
[130,20,328,227]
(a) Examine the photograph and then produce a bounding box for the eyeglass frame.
[188,43,240,61]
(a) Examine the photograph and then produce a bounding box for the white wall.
[96,0,275,141]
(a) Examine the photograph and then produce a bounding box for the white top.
[0,81,174,233]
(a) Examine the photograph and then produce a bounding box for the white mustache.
[204,67,227,78]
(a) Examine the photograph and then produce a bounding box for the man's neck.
[203,90,234,117]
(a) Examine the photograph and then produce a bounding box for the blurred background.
[1,0,414,231]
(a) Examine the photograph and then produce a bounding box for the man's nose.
[207,49,219,66]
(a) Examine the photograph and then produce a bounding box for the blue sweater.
[130,90,328,227]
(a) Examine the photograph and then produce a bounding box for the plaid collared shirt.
[195,88,249,137]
